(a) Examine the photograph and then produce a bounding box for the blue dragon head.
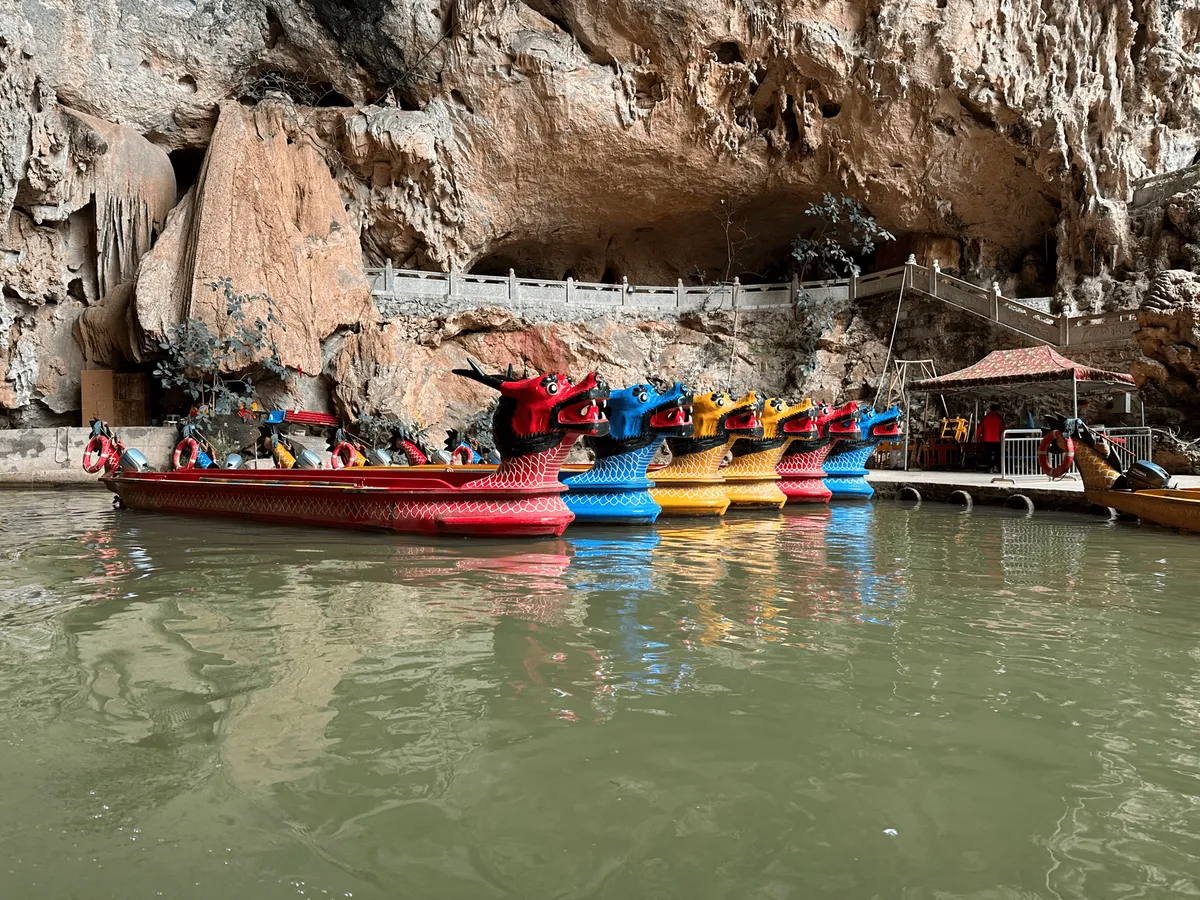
[859,405,903,441]
[588,382,694,458]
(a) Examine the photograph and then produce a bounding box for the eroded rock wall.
[2,0,1198,426]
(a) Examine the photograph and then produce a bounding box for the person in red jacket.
[978,404,1005,472]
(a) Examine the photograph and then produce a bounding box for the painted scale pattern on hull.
[564,439,664,524]
[777,444,835,504]
[108,441,581,537]
[723,445,788,509]
[649,444,732,517]
[823,443,877,500]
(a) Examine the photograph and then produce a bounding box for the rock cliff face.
[2,1,1198,428]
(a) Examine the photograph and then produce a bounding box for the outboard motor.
[431,449,453,465]
[117,448,151,473]
[294,449,323,469]
[1126,460,1172,491]
[365,448,392,467]
[223,453,244,469]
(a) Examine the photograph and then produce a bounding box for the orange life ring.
[173,437,200,470]
[1038,431,1075,479]
[330,441,364,469]
[82,435,114,474]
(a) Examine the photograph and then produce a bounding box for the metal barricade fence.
[999,426,1153,483]
[1094,426,1153,467]
[997,429,1045,480]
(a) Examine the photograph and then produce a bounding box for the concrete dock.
[867,469,1200,514]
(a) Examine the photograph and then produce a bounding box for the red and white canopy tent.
[910,346,1137,418]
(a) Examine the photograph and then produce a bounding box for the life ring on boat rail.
[172,437,201,471]
[1038,431,1075,479]
[82,435,114,474]
[330,441,363,469]
[450,444,473,465]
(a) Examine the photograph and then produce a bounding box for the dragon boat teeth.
[719,393,766,438]
[646,391,695,435]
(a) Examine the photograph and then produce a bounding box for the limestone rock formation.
[116,101,374,376]
[1133,269,1200,420]
[2,0,1199,426]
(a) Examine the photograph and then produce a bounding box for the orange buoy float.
[172,437,201,470]
[82,435,115,474]
[1038,430,1075,479]
[330,441,366,469]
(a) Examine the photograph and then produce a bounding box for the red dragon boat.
[776,401,861,503]
[85,361,610,537]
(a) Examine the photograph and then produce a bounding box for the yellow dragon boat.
[723,397,816,509]
[1044,415,1200,533]
[649,391,763,516]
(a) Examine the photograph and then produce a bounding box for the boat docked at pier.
[1041,416,1200,533]
[823,405,903,500]
[83,362,610,537]
[648,391,764,517]
[562,382,694,524]
[776,401,861,504]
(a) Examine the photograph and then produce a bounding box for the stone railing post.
[790,272,799,305]
[448,262,458,301]
[1059,313,1070,347]
[566,276,574,305]
[621,276,629,307]
[508,268,518,302]
[990,282,1001,321]
[384,258,394,294]
[905,253,917,290]
[930,259,940,296]
[849,272,858,301]
[677,279,685,308]
[733,276,741,309]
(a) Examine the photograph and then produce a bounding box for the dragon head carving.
[454,359,611,459]
[589,382,694,458]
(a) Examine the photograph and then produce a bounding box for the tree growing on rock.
[791,194,895,377]
[152,277,289,423]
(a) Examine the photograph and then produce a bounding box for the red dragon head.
[454,359,610,458]
[822,400,862,439]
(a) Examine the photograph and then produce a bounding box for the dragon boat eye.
[546,381,559,395]
[637,390,648,403]
[714,395,725,406]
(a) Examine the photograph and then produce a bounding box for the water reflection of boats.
[822,504,903,624]
[568,531,696,702]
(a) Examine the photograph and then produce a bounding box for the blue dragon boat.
[822,405,903,500]
[563,382,694,524]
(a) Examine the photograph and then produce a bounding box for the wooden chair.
[939,417,970,443]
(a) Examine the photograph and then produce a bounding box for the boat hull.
[723,445,788,509]
[822,443,876,500]
[562,442,663,525]
[777,443,834,504]
[102,468,575,537]
[649,444,732,517]
[1085,488,1200,533]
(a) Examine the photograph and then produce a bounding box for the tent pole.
[1140,397,1145,427]
[1073,377,1079,420]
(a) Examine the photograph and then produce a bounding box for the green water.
[2,491,1200,899]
